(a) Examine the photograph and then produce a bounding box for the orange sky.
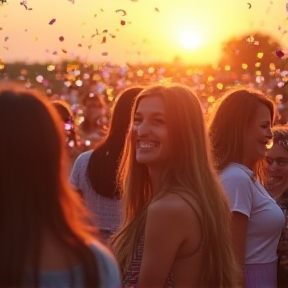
[0,0,287,65]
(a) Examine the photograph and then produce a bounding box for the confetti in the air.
[120,20,126,26]
[102,52,108,56]
[276,50,285,58]
[49,18,56,25]
[20,1,32,10]
[52,51,58,55]
[155,7,160,12]
[0,0,8,4]
[286,3,288,12]
[59,36,64,42]
[101,36,106,43]
[247,3,251,9]
[4,36,8,41]
[78,44,82,47]
[116,9,127,16]
[62,49,67,53]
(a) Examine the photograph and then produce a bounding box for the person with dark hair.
[70,86,143,244]
[264,126,288,288]
[52,100,80,170]
[111,84,239,287]
[0,83,120,287]
[209,87,284,288]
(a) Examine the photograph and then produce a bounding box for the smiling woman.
[266,126,288,201]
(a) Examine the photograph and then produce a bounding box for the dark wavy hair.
[88,86,143,198]
[0,83,99,287]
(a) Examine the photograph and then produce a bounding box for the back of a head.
[0,84,100,288]
[52,100,73,122]
[0,84,65,284]
[109,86,143,137]
[88,86,143,198]
[272,125,288,144]
[0,85,65,219]
[208,87,275,171]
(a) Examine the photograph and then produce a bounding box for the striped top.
[123,236,175,288]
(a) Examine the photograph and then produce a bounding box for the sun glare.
[179,30,203,50]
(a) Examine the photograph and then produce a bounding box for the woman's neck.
[148,167,163,195]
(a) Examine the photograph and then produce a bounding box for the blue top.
[23,242,121,288]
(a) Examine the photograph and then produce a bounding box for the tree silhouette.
[217,32,283,85]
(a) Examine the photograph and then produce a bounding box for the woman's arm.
[231,211,248,287]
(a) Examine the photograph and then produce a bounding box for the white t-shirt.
[220,162,285,264]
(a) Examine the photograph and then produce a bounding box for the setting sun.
[179,30,203,50]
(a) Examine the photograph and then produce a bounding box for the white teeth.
[267,176,282,186]
[139,141,157,148]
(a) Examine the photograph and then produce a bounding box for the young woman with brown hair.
[209,88,284,288]
[111,84,239,287]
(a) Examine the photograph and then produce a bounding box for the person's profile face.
[243,103,273,166]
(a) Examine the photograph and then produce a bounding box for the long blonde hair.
[111,84,239,287]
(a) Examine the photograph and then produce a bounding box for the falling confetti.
[78,44,82,47]
[0,0,8,3]
[4,36,8,41]
[286,3,288,12]
[49,18,56,25]
[52,51,57,55]
[276,50,285,58]
[155,7,160,12]
[116,9,127,16]
[101,36,106,43]
[246,35,254,44]
[62,49,67,53]
[59,36,64,42]
[20,1,32,10]
[102,52,108,56]
[120,20,126,26]
[247,3,251,9]
[88,45,92,49]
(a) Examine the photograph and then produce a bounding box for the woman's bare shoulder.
[148,192,199,221]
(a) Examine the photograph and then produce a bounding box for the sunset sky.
[0,0,287,65]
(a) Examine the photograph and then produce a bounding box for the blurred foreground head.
[0,82,98,287]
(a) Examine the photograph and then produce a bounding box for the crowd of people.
[1,77,288,288]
